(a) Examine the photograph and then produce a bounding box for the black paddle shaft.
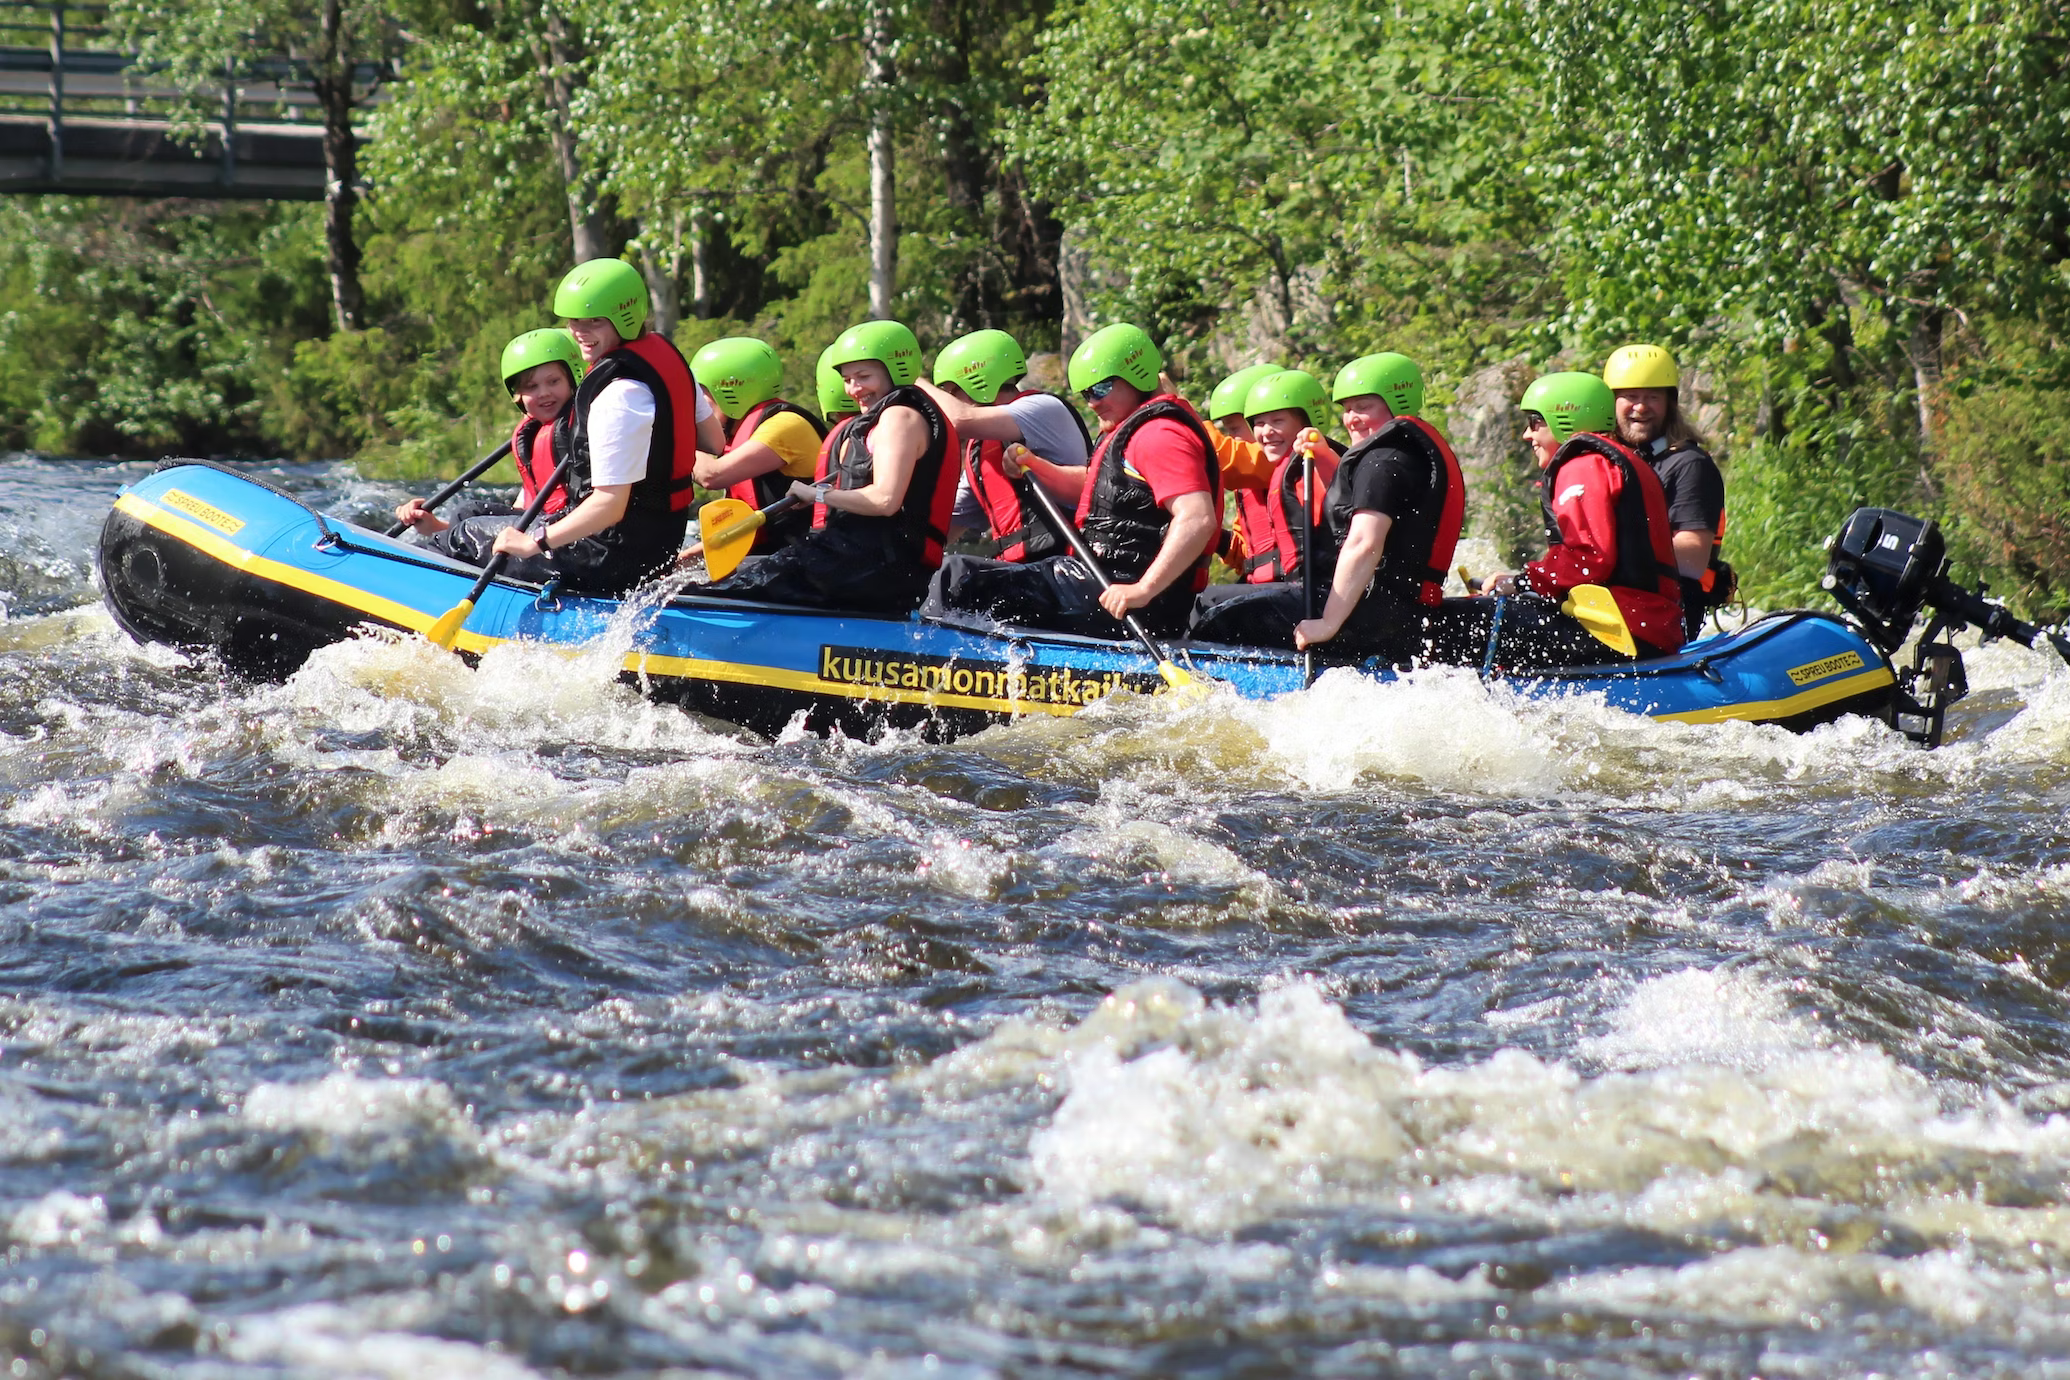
[385,439,514,537]
[1300,442,1317,686]
[453,453,578,608]
[1015,463,1182,668]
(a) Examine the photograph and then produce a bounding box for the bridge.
[0,1,385,200]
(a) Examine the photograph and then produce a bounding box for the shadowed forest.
[2,0,2066,613]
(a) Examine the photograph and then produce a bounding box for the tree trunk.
[689,206,710,319]
[638,213,681,340]
[540,12,609,264]
[313,0,362,332]
[1906,305,1945,499]
[864,0,896,319]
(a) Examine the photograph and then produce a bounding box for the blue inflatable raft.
[99,462,1941,743]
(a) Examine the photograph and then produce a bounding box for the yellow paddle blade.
[424,597,477,651]
[1157,660,1195,690]
[1560,584,1638,657]
[698,498,765,581]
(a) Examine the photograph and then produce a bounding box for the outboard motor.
[1824,507,2070,745]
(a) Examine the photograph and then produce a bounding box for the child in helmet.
[689,336,827,555]
[697,320,962,613]
[394,328,582,540]
[1477,371,1685,664]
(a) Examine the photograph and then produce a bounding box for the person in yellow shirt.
[690,336,828,554]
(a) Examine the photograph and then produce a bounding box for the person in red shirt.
[1480,372,1685,665]
[922,324,1220,638]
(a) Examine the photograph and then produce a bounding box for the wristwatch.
[533,521,553,555]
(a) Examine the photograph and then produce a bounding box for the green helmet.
[1332,352,1423,416]
[499,328,584,390]
[817,344,859,417]
[1067,323,1161,394]
[933,329,1026,405]
[1520,371,1616,442]
[1208,363,1281,423]
[554,258,647,340]
[1243,369,1330,428]
[691,336,783,419]
[827,320,923,387]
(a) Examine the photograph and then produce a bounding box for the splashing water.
[2,458,2070,1376]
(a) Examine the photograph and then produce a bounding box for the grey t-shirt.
[950,391,1094,529]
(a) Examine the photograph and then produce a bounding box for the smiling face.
[566,317,623,364]
[1614,387,1672,446]
[510,363,575,422]
[1250,407,1311,464]
[1338,394,1394,445]
[839,360,894,411]
[1084,379,1147,431]
[1522,412,1559,468]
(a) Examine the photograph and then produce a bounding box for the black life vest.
[565,332,702,517]
[1543,433,1679,601]
[721,398,827,553]
[810,384,960,568]
[509,412,570,516]
[1080,395,1221,584]
[1327,417,1467,607]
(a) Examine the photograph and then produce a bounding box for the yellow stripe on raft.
[118,491,1093,717]
[118,490,1894,728]
[1652,665,1894,726]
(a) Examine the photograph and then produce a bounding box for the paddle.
[1007,444,1199,692]
[385,439,514,538]
[1297,427,1323,687]
[1561,583,1638,657]
[698,492,807,581]
[423,452,577,651]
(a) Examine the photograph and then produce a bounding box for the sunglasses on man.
[1079,377,1123,403]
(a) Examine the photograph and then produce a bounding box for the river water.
[5,456,2070,1377]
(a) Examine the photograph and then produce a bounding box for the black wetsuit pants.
[1187,584,1661,671]
[1188,581,1492,667]
[698,527,934,614]
[922,553,1196,640]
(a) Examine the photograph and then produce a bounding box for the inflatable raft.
[99,462,1960,743]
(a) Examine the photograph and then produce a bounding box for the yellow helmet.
[1602,343,1679,390]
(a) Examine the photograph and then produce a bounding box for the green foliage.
[6,0,2070,618]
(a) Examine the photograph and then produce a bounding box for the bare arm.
[1003,444,1086,505]
[695,438,785,490]
[1098,490,1217,615]
[695,393,726,457]
[1671,528,1713,580]
[915,379,1030,445]
[1295,511,1391,649]
[492,484,632,558]
[819,405,925,517]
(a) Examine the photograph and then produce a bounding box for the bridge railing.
[0,1,387,196]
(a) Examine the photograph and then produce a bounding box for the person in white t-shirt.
[915,329,1092,563]
[477,259,723,594]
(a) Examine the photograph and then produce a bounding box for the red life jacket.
[720,397,827,553]
[810,386,960,568]
[1536,432,1684,650]
[961,437,1058,563]
[566,330,701,515]
[1078,394,1221,588]
[1234,488,1278,583]
[1251,440,1341,585]
[508,414,570,516]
